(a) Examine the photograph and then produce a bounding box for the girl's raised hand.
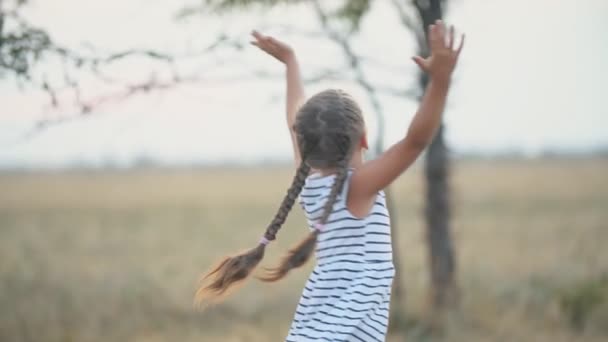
[251,30,295,64]
[412,20,465,81]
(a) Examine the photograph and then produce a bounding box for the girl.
[197,20,464,341]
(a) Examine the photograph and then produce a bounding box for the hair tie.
[259,237,271,245]
[314,223,325,231]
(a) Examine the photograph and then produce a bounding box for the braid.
[264,161,311,241]
[195,87,365,303]
[318,160,350,224]
[316,123,354,225]
[260,138,353,282]
[195,160,310,306]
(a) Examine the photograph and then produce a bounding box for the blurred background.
[1,0,607,341]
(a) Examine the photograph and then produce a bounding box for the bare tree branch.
[3,0,414,146]
[391,0,418,31]
[375,84,419,100]
[2,17,242,140]
[13,73,208,143]
[1,0,244,109]
[312,0,385,156]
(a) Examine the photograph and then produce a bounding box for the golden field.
[0,159,607,342]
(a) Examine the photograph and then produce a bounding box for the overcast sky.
[1,0,607,168]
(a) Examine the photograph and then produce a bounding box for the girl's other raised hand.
[412,20,465,82]
[251,30,295,64]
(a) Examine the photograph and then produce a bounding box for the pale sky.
[1,0,607,168]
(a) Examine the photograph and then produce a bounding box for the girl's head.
[295,89,366,169]
[195,89,366,306]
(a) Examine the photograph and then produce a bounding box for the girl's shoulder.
[300,170,388,219]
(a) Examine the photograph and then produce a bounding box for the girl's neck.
[316,150,365,176]
[350,150,364,168]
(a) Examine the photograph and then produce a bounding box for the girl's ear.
[360,133,369,150]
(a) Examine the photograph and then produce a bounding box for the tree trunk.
[424,125,457,311]
[385,188,407,330]
[413,0,458,315]
[369,85,406,332]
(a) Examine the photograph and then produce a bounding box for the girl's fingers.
[429,24,441,52]
[412,56,427,71]
[427,24,435,50]
[430,21,446,51]
[456,34,465,56]
[251,30,264,40]
[435,20,445,42]
[252,30,276,48]
[267,38,279,48]
[448,25,455,50]
[251,30,292,57]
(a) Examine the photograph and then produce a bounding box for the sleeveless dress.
[285,171,395,342]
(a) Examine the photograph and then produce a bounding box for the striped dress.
[286,171,395,342]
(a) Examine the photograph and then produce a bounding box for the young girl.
[197,20,464,341]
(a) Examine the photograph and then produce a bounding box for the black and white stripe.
[286,171,395,341]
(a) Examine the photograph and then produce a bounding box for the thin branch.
[0,11,4,48]
[375,85,420,100]
[250,67,348,83]
[391,0,418,31]
[17,73,207,140]
[2,5,241,105]
[100,50,174,64]
[312,0,385,156]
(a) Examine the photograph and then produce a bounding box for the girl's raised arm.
[350,21,465,207]
[251,31,305,166]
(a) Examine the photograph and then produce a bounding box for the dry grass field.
[0,158,607,342]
